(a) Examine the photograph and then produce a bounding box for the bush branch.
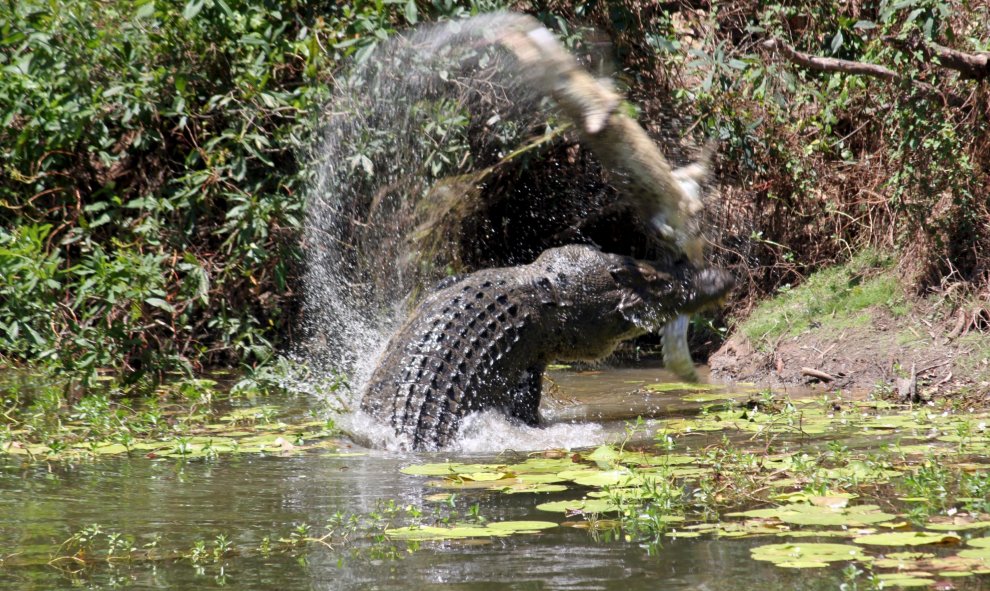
[760,38,962,105]
[883,36,990,81]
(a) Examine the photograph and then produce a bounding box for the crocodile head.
[609,257,733,333]
[531,245,733,360]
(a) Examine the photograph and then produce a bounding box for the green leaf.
[751,543,870,568]
[183,0,205,20]
[831,30,844,54]
[853,532,960,546]
[145,297,174,313]
[536,498,619,514]
[135,1,155,19]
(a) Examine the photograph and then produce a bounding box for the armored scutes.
[360,245,733,450]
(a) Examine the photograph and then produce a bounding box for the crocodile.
[360,244,733,450]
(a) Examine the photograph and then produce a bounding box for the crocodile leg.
[509,365,544,426]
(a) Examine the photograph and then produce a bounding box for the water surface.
[2,365,988,590]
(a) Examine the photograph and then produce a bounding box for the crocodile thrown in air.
[360,245,733,450]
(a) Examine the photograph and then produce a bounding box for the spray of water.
[302,13,556,403]
[299,13,712,451]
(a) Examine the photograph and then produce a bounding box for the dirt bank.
[708,260,990,401]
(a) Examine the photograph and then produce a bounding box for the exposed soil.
[709,304,990,401]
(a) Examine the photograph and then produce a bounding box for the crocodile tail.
[661,314,698,382]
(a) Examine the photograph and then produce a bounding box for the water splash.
[337,407,611,453]
[302,13,556,394]
[304,13,716,450]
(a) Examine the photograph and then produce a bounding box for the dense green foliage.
[0,0,426,382]
[1,0,987,385]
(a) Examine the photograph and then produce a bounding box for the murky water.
[2,367,988,590]
[0,453,846,590]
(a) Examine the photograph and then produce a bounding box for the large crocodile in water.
[361,245,733,450]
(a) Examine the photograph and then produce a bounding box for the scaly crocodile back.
[360,245,733,450]
[363,273,541,449]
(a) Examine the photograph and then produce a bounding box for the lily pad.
[751,543,870,568]
[967,537,990,548]
[400,462,501,476]
[729,504,896,527]
[485,521,558,532]
[385,520,557,541]
[459,472,507,482]
[505,458,579,474]
[873,573,933,587]
[853,532,961,546]
[536,498,619,514]
[925,519,990,532]
[571,470,635,488]
[499,483,569,494]
[681,392,737,402]
[958,545,990,560]
[780,505,898,527]
[510,473,566,485]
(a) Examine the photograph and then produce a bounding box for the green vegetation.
[2,0,335,381]
[3,0,987,390]
[3,380,990,585]
[739,251,905,348]
[7,497,422,571]
[0,361,347,461]
[1,0,513,383]
[391,389,990,581]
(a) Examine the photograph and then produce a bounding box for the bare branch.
[760,38,963,105]
[884,35,990,80]
[762,38,899,80]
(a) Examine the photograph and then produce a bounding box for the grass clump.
[740,250,906,349]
